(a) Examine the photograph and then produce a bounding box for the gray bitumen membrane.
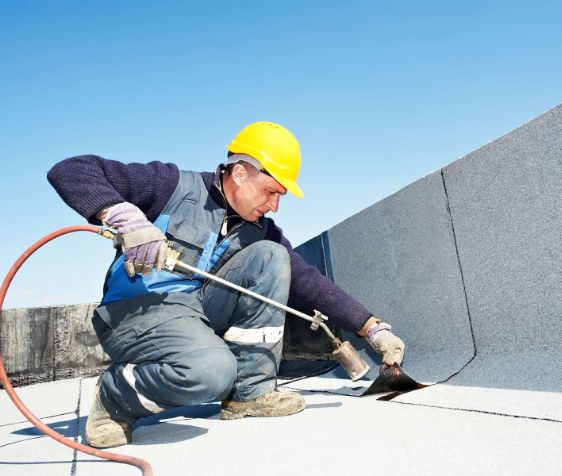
[2,104,562,474]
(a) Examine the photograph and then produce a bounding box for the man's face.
[226,164,287,222]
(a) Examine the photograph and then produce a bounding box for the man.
[48,121,405,449]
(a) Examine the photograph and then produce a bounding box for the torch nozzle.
[331,338,370,381]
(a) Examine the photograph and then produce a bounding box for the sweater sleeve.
[266,221,372,334]
[47,155,180,223]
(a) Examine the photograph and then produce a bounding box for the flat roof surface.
[2,373,561,476]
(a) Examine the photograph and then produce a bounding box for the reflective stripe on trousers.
[222,326,284,345]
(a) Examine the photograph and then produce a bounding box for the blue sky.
[1,1,561,308]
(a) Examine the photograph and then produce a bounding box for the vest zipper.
[217,220,244,248]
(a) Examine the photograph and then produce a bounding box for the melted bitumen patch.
[362,364,427,400]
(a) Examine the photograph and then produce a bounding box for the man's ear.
[230,163,247,186]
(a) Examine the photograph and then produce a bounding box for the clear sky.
[1,1,561,309]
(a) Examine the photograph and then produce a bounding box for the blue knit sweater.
[47,155,372,333]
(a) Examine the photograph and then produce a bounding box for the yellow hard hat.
[226,121,304,198]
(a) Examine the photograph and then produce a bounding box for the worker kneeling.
[47,122,406,448]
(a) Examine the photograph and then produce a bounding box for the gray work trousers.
[92,241,291,422]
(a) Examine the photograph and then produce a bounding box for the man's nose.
[268,194,280,213]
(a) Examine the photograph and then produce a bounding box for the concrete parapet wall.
[1,304,109,387]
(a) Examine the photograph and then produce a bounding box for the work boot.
[221,389,305,420]
[85,376,133,448]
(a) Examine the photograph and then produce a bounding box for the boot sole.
[86,431,132,449]
[221,400,306,420]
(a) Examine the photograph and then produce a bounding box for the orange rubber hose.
[0,225,153,476]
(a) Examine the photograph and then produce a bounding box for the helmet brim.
[274,176,304,199]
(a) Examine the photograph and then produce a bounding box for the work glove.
[102,202,168,277]
[365,322,405,366]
